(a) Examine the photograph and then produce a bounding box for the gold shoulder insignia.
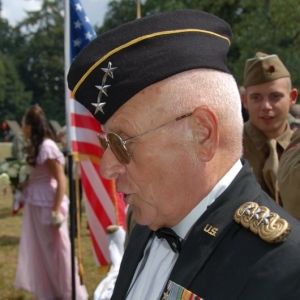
[234,202,291,243]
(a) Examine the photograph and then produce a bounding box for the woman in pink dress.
[14,105,88,300]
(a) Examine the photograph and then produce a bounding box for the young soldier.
[242,52,298,203]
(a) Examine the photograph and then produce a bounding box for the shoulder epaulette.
[234,202,291,243]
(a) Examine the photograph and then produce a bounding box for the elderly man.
[241,52,298,203]
[68,10,300,300]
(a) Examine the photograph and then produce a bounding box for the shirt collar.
[245,120,292,150]
[277,123,293,149]
[172,159,242,240]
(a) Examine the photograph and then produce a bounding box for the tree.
[0,52,32,123]
[0,18,24,55]
[230,0,300,87]
[14,0,66,124]
[96,0,139,34]
[98,0,300,89]
[0,18,32,123]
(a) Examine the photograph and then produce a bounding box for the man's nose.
[100,147,126,180]
[261,97,272,110]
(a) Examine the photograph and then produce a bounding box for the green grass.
[0,143,105,299]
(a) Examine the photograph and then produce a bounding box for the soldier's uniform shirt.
[243,121,292,202]
[278,129,300,220]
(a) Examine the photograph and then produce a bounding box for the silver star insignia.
[92,102,106,114]
[249,208,262,221]
[101,62,117,79]
[257,213,272,226]
[95,85,110,98]
[241,204,253,216]
[91,62,117,115]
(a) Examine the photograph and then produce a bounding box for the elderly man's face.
[100,82,200,230]
[242,78,297,138]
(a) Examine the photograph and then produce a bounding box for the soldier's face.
[243,78,298,139]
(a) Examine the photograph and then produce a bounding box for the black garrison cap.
[67,9,232,124]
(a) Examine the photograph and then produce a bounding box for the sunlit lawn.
[0,143,105,299]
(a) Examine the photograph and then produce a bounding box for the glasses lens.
[97,135,109,151]
[107,133,131,164]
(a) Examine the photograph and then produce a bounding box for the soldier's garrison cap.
[243,52,290,88]
[67,9,232,124]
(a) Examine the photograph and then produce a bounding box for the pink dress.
[14,139,88,300]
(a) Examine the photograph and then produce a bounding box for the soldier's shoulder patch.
[234,201,291,243]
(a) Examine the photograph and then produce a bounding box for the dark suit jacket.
[111,160,300,300]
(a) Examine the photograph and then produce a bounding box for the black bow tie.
[155,227,182,253]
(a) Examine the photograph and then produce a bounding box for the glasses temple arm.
[125,112,192,144]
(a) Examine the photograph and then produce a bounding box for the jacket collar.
[244,120,292,151]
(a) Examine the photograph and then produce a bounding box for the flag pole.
[64,0,76,299]
[137,0,141,19]
[64,0,71,153]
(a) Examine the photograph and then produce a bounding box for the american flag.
[68,0,126,266]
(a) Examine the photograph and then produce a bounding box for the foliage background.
[0,0,299,127]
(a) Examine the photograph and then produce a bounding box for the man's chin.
[132,210,159,230]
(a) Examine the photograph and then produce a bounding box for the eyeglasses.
[97,112,192,164]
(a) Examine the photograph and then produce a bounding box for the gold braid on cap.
[234,202,291,243]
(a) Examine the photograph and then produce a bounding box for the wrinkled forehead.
[102,80,168,133]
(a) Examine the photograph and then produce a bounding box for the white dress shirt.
[127,160,242,300]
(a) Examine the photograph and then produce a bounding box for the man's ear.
[193,105,219,162]
[290,88,298,105]
[241,92,248,109]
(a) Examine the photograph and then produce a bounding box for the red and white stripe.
[70,99,126,266]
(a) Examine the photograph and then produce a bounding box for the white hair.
[162,69,244,159]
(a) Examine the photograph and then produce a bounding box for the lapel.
[163,160,261,296]
[111,225,152,300]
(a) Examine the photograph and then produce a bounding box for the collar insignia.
[234,201,291,243]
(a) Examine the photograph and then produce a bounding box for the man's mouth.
[260,116,274,121]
